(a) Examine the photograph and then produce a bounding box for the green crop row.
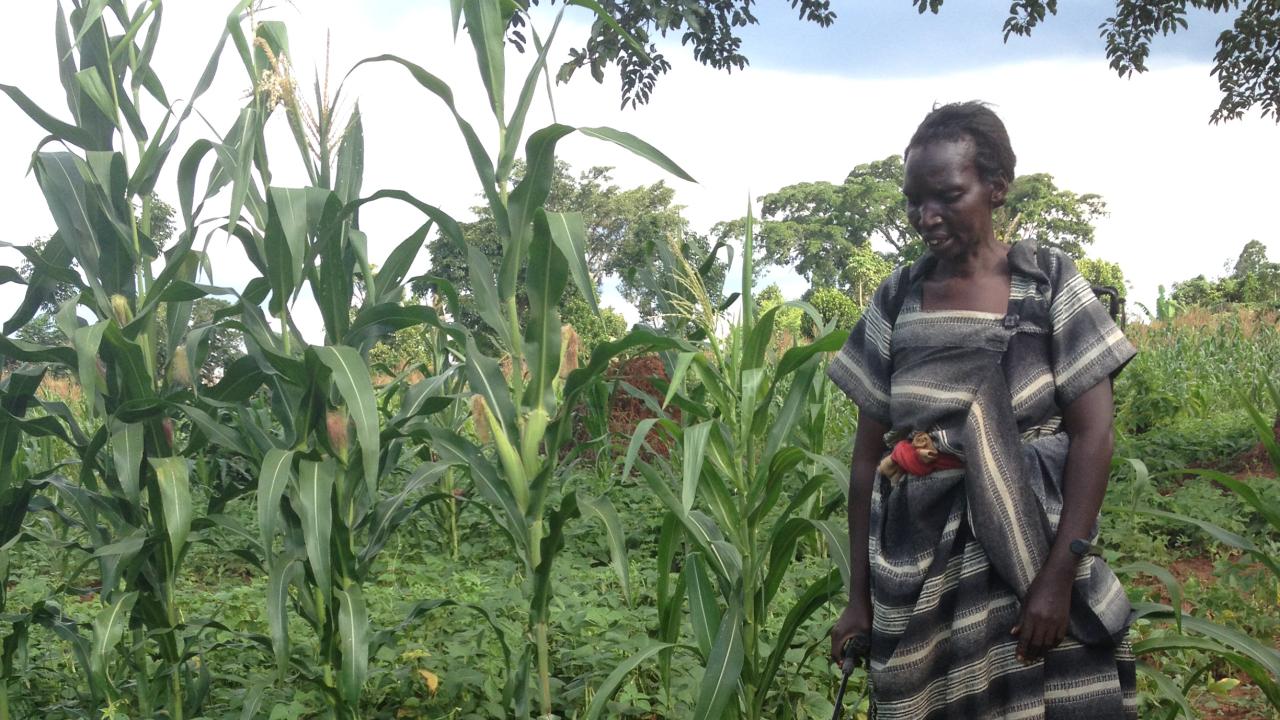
[0,3,1276,719]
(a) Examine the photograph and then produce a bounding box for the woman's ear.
[990,177,1009,209]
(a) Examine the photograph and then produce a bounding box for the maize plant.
[623,213,858,719]
[162,12,516,718]
[0,1,264,716]
[358,1,694,716]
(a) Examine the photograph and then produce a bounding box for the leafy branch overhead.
[514,0,837,107]
[919,0,1280,123]
[531,0,1279,121]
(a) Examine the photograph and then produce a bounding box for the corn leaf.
[89,591,137,689]
[578,126,695,182]
[544,210,598,314]
[257,449,295,554]
[336,585,371,705]
[266,556,302,682]
[352,56,506,233]
[150,457,192,568]
[297,458,336,606]
[582,642,681,720]
[523,210,568,409]
[462,0,506,127]
[681,421,713,513]
[502,124,575,300]
[109,419,142,504]
[0,85,98,149]
[314,346,379,500]
[580,495,632,607]
[684,552,720,659]
[691,598,744,720]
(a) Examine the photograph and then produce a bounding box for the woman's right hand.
[830,596,872,665]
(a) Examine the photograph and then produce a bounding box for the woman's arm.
[1013,379,1116,662]
[830,412,889,662]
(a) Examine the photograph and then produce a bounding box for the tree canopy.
[1172,239,1280,309]
[534,0,1279,121]
[996,173,1107,258]
[720,157,1107,303]
[919,0,1280,123]
[518,0,837,107]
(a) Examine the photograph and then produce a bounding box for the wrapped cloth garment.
[827,241,1139,720]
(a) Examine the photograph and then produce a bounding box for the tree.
[919,0,1280,123]
[560,290,628,360]
[735,157,1105,296]
[996,173,1107,258]
[516,0,837,106]
[757,283,803,341]
[1233,239,1271,279]
[1170,240,1279,309]
[1076,256,1128,297]
[520,1,1278,120]
[801,285,861,338]
[1170,274,1226,308]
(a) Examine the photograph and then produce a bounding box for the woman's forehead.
[904,138,980,184]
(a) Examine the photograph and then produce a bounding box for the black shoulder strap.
[1035,242,1056,306]
[885,265,915,328]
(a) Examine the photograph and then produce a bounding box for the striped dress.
[827,241,1139,720]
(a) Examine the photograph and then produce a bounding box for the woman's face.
[902,138,1007,261]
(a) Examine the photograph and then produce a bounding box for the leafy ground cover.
[0,2,1275,719]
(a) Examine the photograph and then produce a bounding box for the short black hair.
[904,101,1016,186]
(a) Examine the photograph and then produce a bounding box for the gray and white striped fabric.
[828,241,1138,719]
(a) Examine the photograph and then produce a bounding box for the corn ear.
[110,294,133,326]
[521,407,549,478]
[479,395,528,513]
[168,346,193,388]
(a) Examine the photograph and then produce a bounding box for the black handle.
[841,633,870,675]
[831,634,871,720]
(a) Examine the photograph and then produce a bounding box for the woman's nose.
[918,201,943,228]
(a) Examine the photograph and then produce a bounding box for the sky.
[1,1,1276,335]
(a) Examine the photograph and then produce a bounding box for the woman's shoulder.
[1008,240,1078,287]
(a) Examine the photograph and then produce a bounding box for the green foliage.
[518,0,837,106]
[737,160,1105,303]
[756,284,803,341]
[997,172,1106,258]
[918,0,1280,123]
[801,286,861,339]
[560,289,627,361]
[623,210,854,720]
[0,3,1276,720]
[1115,309,1280,433]
[724,156,909,297]
[1172,240,1280,311]
[422,159,714,330]
[1077,256,1128,296]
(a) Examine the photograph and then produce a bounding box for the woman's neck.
[933,238,1009,280]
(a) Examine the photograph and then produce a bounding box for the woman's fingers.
[1015,617,1070,663]
[830,632,848,664]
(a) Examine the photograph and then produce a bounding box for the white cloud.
[2,3,1275,340]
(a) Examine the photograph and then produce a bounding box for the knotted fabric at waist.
[877,432,963,485]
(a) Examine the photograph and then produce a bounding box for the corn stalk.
[0,1,260,716]
[625,213,856,719]
[358,1,694,716]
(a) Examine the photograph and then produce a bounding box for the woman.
[828,102,1137,719]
